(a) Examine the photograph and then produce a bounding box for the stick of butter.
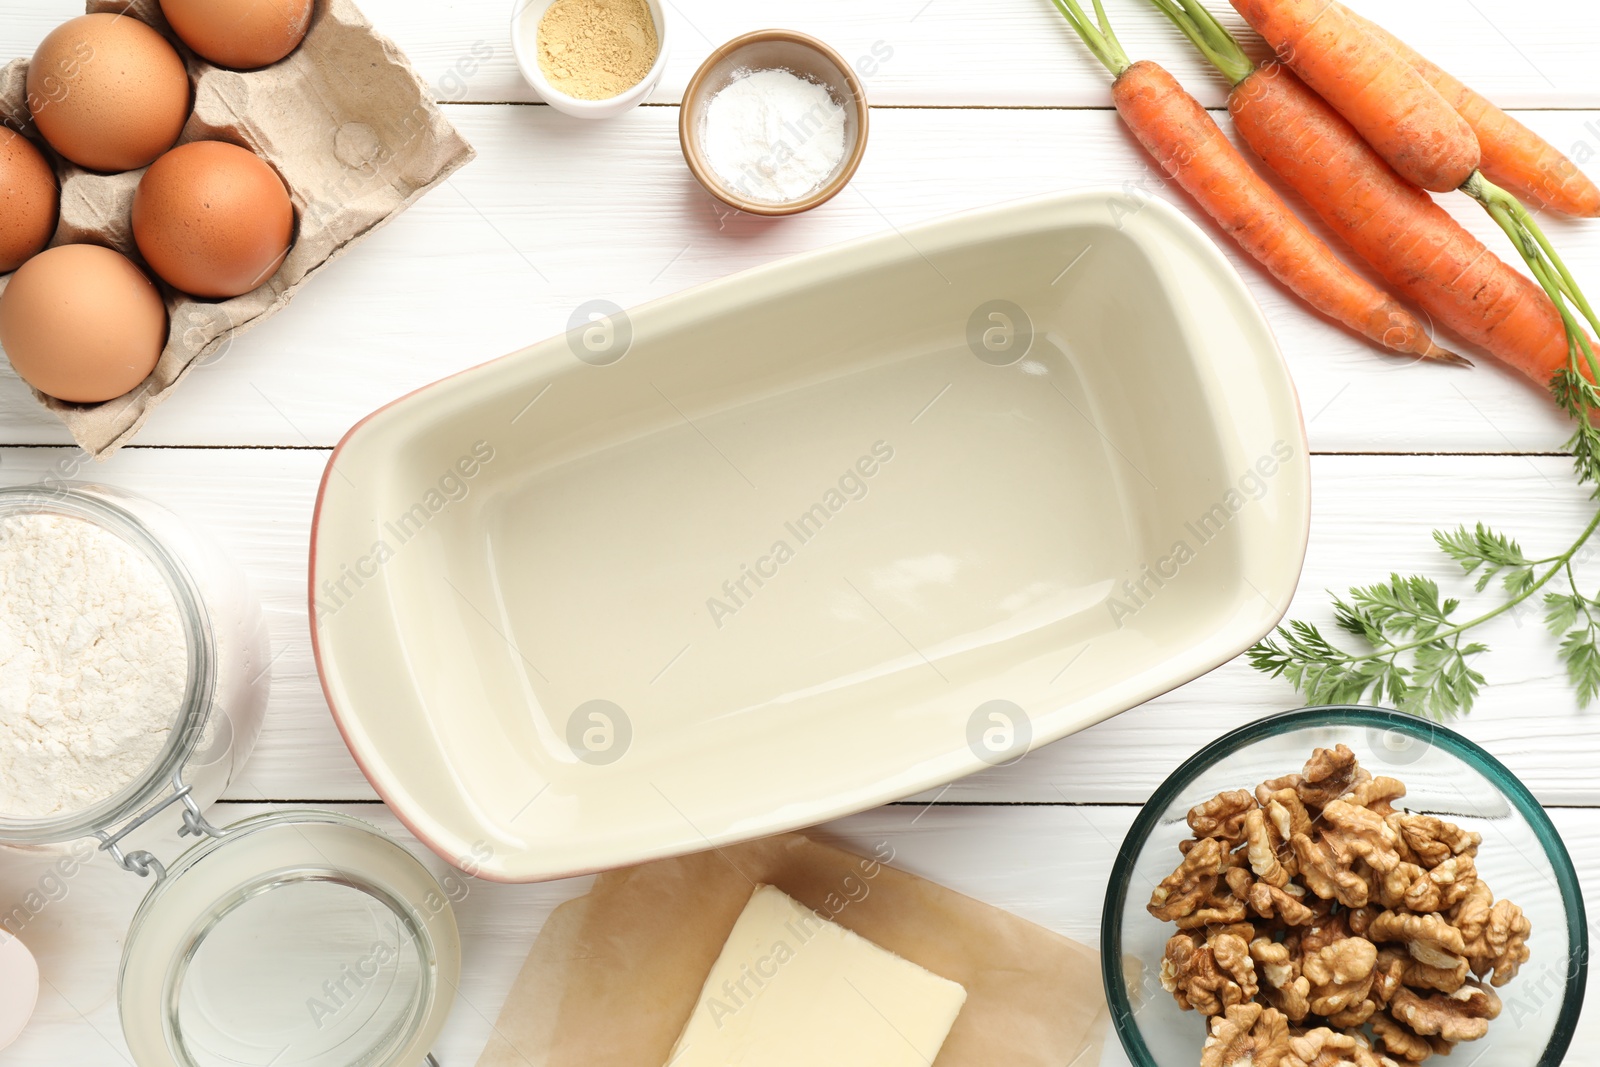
[665,884,968,1066]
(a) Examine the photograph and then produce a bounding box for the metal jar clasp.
[93,770,228,881]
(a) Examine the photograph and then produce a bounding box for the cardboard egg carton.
[0,0,475,457]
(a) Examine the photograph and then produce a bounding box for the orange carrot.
[1148,0,1577,386]
[1217,0,1600,395]
[1339,3,1600,217]
[1229,0,1481,194]
[1234,69,1570,385]
[1047,0,1461,365]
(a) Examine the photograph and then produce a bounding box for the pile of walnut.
[1151,745,1531,1067]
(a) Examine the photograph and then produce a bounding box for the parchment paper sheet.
[475,833,1110,1067]
[0,0,474,457]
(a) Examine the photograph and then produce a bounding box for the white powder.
[0,513,187,819]
[702,68,848,204]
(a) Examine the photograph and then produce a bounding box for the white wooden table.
[3,1,1599,1062]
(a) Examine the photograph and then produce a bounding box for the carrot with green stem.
[1045,0,1460,365]
[1145,0,1580,391]
[1337,3,1600,217]
[1224,0,1600,403]
[1146,0,1600,717]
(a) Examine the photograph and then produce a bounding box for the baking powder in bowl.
[702,68,848,204]
[0,512,186,818]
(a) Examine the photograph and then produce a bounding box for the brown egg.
[133,141,295,299]
[27,14,190,173]
[0,129,58,273]
[159,0,314,70]
[0,245,167,403]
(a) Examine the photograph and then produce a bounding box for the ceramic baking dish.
[311,191,1311,882]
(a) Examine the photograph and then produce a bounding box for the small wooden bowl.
[679,30,869,217]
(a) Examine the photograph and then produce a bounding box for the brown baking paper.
[0,0,474,457]
[475,833,1109,1067]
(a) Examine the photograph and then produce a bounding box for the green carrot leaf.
[1435,523,1535,592]
[1559,625,1600,707]
[1250,511,1600,718]
[1545,592,1583,636]
[1333,598,1387,645]
[1349,574,1452,638]
[1401,641,1484,720]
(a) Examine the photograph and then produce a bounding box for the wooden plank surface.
[0,105,1596,452]
[3,802,1595,1065]
[4,0,1593,109]
[4,447,1598,805]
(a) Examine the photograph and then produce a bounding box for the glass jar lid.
[118,810,460,1067]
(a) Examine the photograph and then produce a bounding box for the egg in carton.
[0,0,475,458]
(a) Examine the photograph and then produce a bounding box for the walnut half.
[1302,937,1378,1016]
[1388,982,1502,1043]
[1160,930,1257,1016]
[1200,1002,1291,1067]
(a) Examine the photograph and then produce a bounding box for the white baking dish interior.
[311,191,1310,882]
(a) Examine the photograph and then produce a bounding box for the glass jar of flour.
[0,482,270,842]
[0,483,459,1067]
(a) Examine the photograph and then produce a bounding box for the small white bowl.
[511,0,670,119]
[0,934,39,1051]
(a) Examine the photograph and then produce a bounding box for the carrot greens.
[1249,180,1600,717]
[1132,0,1600,716]
[1250,515,1600,717]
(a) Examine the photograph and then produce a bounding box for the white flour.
[0,513,187,818]
[702,68,848,204]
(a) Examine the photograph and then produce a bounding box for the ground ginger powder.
[537,0,659,101]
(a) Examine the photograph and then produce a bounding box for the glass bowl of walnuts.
[1102,705,1586,1067]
